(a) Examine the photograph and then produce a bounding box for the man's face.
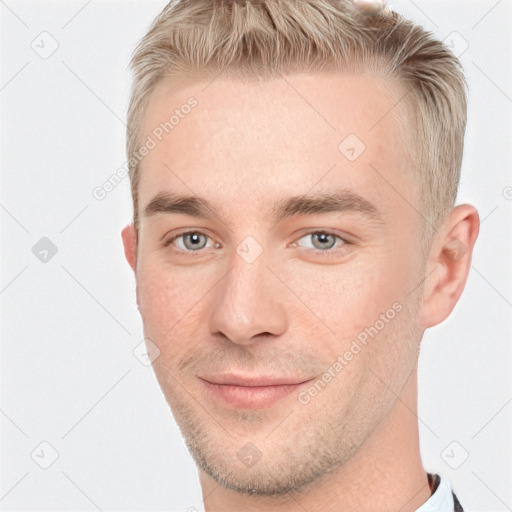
[132,73,428,494]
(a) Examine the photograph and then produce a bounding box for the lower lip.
[200,379,310,409]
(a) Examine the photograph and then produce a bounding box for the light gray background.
[1,0,511,510]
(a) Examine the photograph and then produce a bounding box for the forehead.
[137,72,415,222]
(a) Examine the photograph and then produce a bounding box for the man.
[121,0,479,510]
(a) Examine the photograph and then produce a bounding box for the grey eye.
[310,232,337,250]
[296,232,342,251]
[180,232,209,251]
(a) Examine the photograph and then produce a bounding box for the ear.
[121,223,138,273]
[419,204,480,328]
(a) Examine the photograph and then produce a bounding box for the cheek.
[288,252,411,340]
[136,265,210,354]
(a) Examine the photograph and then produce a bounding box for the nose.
[208,250,288,346]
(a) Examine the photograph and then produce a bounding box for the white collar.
[416,474,455,512]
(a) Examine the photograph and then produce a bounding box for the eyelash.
[163,230,351,257]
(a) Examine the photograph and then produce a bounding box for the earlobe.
[121,224,138,273]
[419,204,480,329]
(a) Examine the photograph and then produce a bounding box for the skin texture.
[121,73,479,511]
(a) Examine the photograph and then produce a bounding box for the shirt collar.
[416,473,455,512]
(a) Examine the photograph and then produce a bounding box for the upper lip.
[199,373,314,387]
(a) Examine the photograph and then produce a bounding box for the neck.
[200,365,431,512]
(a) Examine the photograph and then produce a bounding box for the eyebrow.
[142,189,381,224]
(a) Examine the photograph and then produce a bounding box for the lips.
[199,372,312,387]
[198,373,314,409]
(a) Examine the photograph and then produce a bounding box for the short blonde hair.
[127,0,467,244]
